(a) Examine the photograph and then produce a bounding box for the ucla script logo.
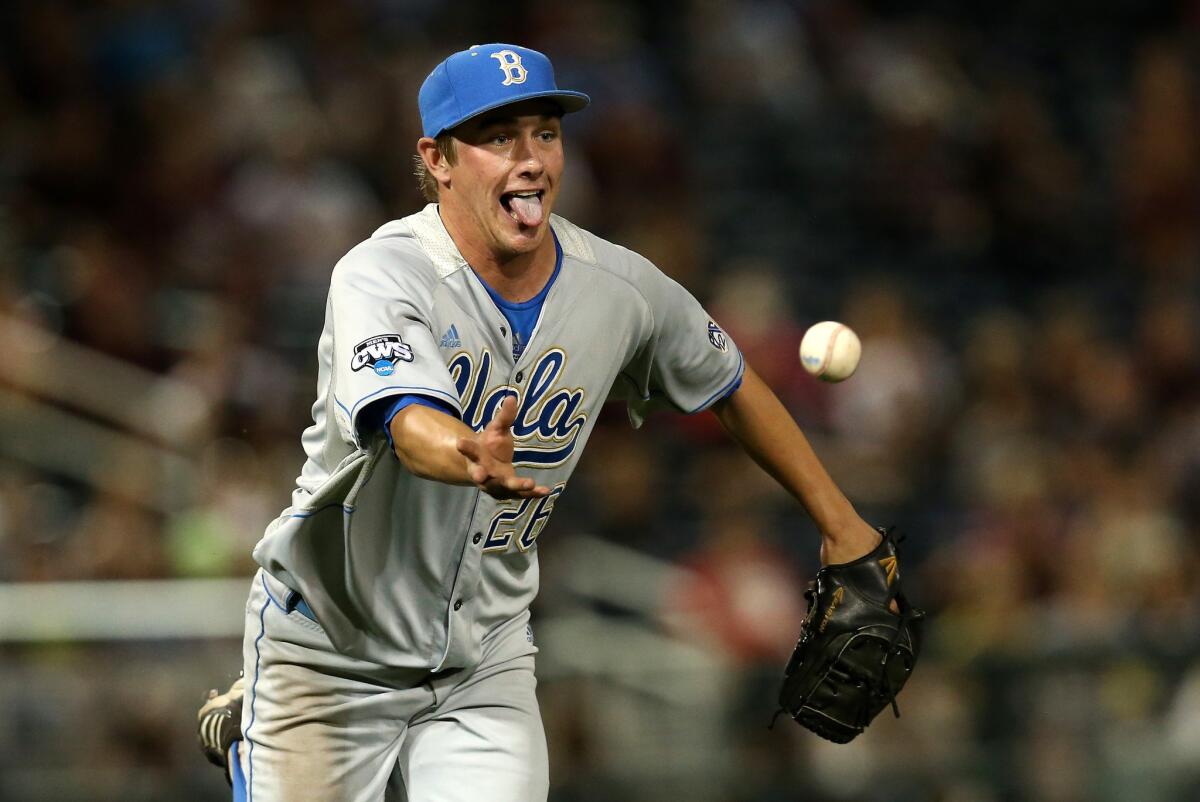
[448,347,586,468]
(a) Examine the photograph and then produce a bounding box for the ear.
[417,137,452,191]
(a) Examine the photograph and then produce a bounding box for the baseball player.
[201,43,888,801]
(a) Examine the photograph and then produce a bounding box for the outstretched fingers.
[488,393,519,434]
[500,475,552,497]
[456,435,551,498]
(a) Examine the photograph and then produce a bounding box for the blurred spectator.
[664,509,806,667]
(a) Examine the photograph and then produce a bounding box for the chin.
[495,219,547,255]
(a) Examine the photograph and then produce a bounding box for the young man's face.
[440,100,565,260]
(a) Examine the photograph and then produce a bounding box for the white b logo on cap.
[490,50,528,86]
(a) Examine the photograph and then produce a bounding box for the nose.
[512,133,544,178]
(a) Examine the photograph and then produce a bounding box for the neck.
[438,203,557,303]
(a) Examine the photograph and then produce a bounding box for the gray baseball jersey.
[252,203,743,672]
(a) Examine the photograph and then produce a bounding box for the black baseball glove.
[775,527,923,743]
[198,674,244,783]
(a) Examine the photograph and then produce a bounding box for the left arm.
[711,364,881,565]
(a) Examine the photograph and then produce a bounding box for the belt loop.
[283,589,300,614]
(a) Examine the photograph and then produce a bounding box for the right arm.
[326,246,543,500]
[388,395,550,500]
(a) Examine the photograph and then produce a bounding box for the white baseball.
[799,321,862,382]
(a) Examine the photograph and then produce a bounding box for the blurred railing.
[0,579,247,641]
[0,314,209,512]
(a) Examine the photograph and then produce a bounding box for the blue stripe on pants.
[231,740,248,802]
[245,593,270,802]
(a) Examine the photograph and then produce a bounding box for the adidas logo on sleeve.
[440,325,462,349]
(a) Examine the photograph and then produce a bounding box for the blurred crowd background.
[2,0,1200,800]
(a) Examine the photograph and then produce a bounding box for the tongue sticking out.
[508,194,544,227]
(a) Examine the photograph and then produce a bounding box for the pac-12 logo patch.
[351,334,413,376]
[707,321,728,352]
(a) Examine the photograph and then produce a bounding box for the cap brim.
[438,90,591,136]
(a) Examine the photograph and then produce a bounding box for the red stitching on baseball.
[821,325,843,377]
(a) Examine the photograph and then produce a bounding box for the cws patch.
[352,334,414,376]
[707,321,728,352]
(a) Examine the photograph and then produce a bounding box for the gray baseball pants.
[238,569,548,802]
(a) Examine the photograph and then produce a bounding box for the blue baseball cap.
[418,44,590,138]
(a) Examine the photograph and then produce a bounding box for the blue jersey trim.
[372,395,460,449]
[231,740,248,802]
[264,573,321,625]
[383,395,458,424]
[473,232,562,360]
[716,371,744,401]
[293,596,318,623]
[689,351,746,413]
[346,385,462,422]
[245,589,270,802]
[477,232,563,311]
[260,575,286,612]
[280,588,319,624]
[289,503,354,519]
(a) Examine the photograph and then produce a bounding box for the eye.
[538,130,558,143]
[491,133,511,146]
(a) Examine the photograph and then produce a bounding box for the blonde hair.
[413,132,458,202]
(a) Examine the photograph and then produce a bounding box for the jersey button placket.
[453,599,463,611]
[472,532,482,545]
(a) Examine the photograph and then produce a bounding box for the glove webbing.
[769,528,913,731]
[877,528,910,721]
[880,604,915,720]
